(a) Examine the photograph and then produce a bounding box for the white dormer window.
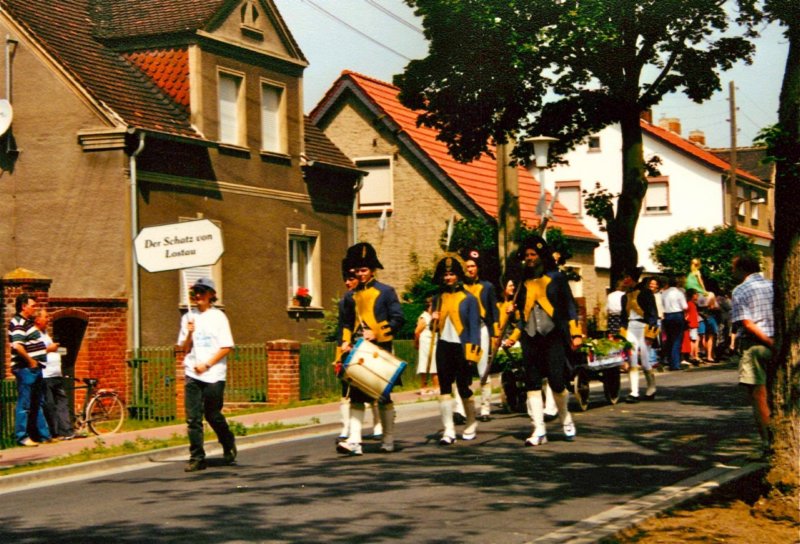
[261,81,287,154]
[218,71,245,146]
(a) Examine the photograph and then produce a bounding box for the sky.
[274,0,790,150]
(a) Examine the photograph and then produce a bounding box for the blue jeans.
[12,366,52,443]
[662,312,686,370]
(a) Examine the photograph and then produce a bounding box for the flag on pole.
[445,215,455,250]
[378,206,388,231]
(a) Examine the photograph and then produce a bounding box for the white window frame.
[556,180,582,216]
[644,177,670,214]
[178,217,223,307]
[355,157,393,212]
[288,229,321,308]
[218,70,245,146]
[260,80,287,154]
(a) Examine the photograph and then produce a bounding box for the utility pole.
[496,140,519,269]
[728,81,739,226]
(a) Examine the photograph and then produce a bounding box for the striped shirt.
[731,273,774,338]
[8,314,47,368]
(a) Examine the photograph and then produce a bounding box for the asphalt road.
[0,363,757,544]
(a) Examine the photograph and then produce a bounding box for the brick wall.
[266,339,300,405]
[2,269,128,405]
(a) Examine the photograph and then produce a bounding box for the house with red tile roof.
[0,0,362,380]
[310,71,603,313]
[542,117,772,284]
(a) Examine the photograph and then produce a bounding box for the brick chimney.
[688,130,706,147]
[658,117,682,135]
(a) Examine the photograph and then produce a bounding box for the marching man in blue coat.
[338,243,404,455]
[504,236,583,447]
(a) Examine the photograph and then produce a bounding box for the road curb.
[531,460,768,543]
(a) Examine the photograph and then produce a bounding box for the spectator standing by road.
[178,277,237,472]
[8,293,53,447]
[35,310,74,440]
[731,254,774,458]
[661,276,688,371]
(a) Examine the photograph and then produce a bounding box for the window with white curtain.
[288,230,320,307]
[261,82,285,153]
[644,177,669,214]
[219,72,244,145]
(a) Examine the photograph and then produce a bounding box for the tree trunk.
[607,109,648,288]
[768,21,800,508]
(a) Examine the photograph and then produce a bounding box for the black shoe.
[453,413,466,425]
[544,413,558,423]
[223,444,237,465]
[643,392,656,401]
[184,459,207,472]
[625,394,640,404]
[478,414,491,422]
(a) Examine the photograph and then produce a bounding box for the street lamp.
[525,135,558,218]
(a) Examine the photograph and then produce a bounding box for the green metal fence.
[227,343,268,403]
[392,340,421,391]
[127,347,178,421]
[299,342,340,400]
[1,379,17,448]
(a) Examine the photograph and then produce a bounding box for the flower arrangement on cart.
[578,336,633,371]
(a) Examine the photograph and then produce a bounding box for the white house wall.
[538,124,725,273]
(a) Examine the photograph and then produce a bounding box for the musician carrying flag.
[338,242,404,455]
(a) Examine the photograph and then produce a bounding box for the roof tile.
[316,71,599,242]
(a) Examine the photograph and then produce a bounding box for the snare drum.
[343,338,407,402]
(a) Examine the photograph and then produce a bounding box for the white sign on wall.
[134,219,224,273]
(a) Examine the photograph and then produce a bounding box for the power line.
[300,0,413,61]
[363,0,424,35]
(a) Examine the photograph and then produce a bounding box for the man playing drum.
[337,243,405,455]
[431,255,483,445]
[503,236,582,447]
[460,249,500,422]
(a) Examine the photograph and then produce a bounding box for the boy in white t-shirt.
[178,278,237,473]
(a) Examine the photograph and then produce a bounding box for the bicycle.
[69,377,126,435]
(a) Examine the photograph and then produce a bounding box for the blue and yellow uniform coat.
[341,278,404,348]
[509,269,583,343]
[432,285,483,363]
[463,279,500,337]
[620,287,660,340]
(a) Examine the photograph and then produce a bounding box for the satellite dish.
[0,100,13,136]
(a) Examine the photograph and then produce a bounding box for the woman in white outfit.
[620,272,660,403]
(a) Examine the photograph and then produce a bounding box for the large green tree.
[649,226,758,292]
[760,0,800,517]
[396,0,760,287]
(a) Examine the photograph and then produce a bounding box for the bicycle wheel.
[87,393,125,435]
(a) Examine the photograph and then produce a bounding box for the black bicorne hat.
[433,254,466,285]
[460,248,482,267]
[344,242,383,270]
[517,235,554,262]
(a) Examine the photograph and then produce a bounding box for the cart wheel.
[603,368,621,405]
[573,368,590,411]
